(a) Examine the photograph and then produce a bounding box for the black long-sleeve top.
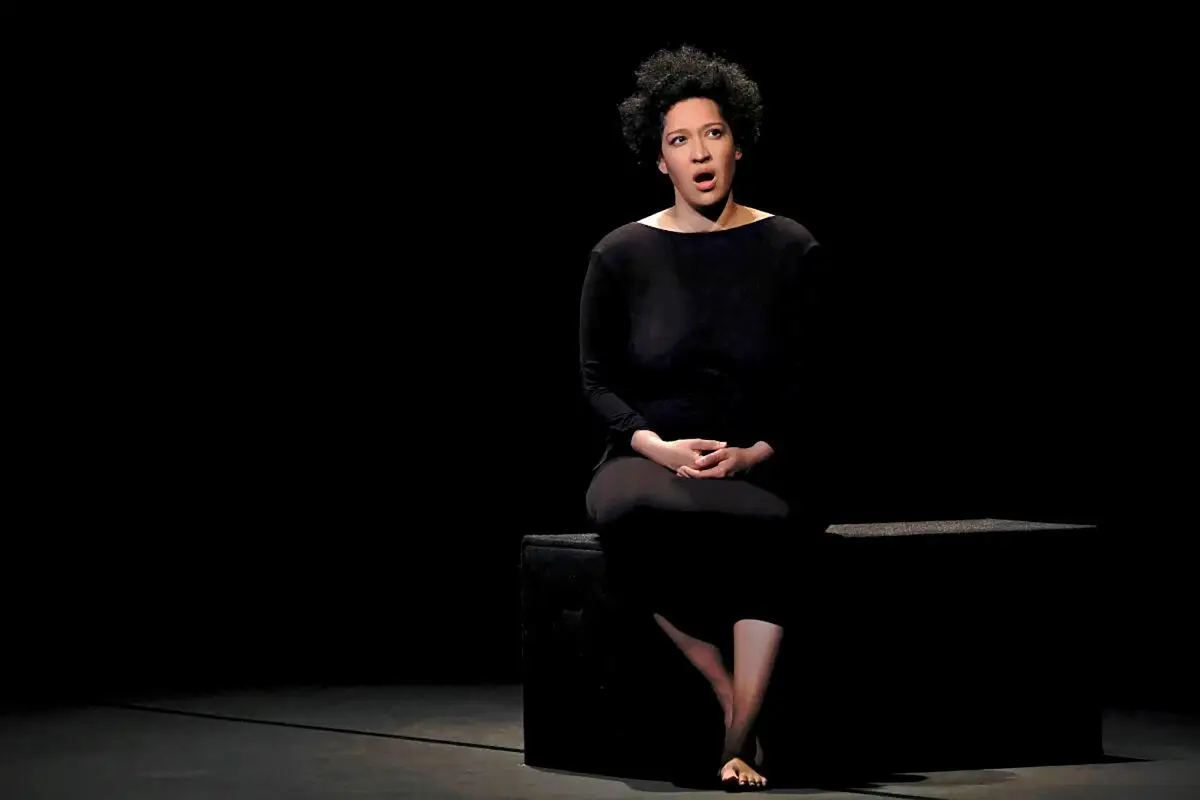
[579,215,832,475]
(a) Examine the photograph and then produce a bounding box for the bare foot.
[716,686,764,767]
[720,756,767,789]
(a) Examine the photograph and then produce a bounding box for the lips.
[693,170,717,191]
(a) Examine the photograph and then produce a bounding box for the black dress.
[579,215,834,641]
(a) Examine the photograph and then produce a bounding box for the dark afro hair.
[617,45,764,168]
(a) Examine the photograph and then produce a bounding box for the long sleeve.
[579,249,650,447]
[758,238,836,472]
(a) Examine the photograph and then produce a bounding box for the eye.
[669,135,686,145]
[707,128,723,138]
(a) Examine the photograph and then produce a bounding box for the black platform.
[521,518,1103,782]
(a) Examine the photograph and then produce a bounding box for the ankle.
[720,749,746,766]
[723,726,756,760]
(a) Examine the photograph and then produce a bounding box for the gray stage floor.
[2,685,1198,798]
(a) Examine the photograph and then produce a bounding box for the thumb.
[698,439,727,450]
[695,449,729,467]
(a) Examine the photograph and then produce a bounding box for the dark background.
[9,15,1187,708]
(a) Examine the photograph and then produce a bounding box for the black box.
[520,519,1103,782]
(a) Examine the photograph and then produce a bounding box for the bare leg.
[652,613,730,707]
[652,614,764,764]
[719,618,783,788]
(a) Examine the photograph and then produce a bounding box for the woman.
[580,45,834,789]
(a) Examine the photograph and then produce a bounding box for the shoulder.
[588,219,659,267]
[752,214,830,290]
[757,213,819,253]
[592,220,649,250]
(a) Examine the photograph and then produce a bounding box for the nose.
[691,140,712,163]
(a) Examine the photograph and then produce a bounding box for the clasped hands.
[676,439,760,479]
[633,431,771,479]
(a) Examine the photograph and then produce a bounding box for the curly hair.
[617,45,764,168]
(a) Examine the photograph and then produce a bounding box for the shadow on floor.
[526,750,1149,795]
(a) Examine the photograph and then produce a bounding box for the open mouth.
[693,171,716,184]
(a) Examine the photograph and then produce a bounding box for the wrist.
[631,429,662,455]
[748,441,775,464]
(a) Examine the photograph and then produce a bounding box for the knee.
[585,457,672,532]
[586,485,657,532]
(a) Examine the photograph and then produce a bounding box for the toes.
[718,758,769,791]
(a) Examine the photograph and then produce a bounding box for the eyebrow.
[665,122,725,137]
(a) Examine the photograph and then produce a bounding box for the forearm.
[631,428,663,456]
[753,406,799,467]
[582,379,650,441]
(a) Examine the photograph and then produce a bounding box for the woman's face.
[657,97,741,206]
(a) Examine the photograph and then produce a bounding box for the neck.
[665,192,742,232]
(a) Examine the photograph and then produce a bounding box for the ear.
[657,156,668,175]
[735,148,742,160]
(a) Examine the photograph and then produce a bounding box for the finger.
[703,440,728,450]
[695,450,728,468]
[679,466,703,478]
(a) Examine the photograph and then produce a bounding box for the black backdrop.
[14,15,1182,698]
